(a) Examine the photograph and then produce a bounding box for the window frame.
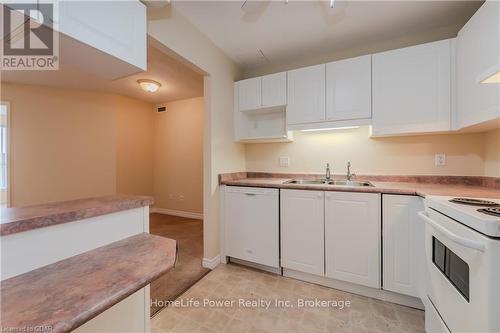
[0,101,10,207]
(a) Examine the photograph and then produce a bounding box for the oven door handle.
[418,211,486,252]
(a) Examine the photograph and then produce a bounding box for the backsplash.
[244,126,499,177]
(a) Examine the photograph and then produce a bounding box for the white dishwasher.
[224,186,279,268]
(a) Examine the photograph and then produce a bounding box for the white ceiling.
[1,41,204,104]
[174,0,483,71]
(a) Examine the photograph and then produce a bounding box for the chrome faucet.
[347,161,356,181]
[325,163,332,182]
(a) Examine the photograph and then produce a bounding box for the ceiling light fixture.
[301,126,359,132]
[330,0,335,8]
[137,79,161,93]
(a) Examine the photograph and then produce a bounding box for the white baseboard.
[283,268,424,310]
[228,257,281,275]
[202,255,221,269]
[150,207,203,220]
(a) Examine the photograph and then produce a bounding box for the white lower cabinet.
[325,192,381,288]
[280,189,325,276]
[224,186,279,268]
[382,194,425,297]
[228,187,425,304]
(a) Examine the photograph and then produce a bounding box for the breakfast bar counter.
[1,233,176,333]
[0,194,154,236]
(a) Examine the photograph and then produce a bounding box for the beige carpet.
[149,213,210,316]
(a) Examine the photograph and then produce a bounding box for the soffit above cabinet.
[1,1,147,80]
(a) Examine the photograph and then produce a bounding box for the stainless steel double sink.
[283,179,374,187]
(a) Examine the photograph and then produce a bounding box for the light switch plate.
[435,153,446,166]
[279,156,290,167]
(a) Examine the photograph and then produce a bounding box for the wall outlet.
[435,153,446,166]
[279,156,290,167]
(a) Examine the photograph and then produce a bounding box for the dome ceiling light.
[137,79,161,93]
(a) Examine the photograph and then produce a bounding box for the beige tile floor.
[151,263,425,333]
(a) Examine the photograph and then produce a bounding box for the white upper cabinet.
[326,55,372,122]
[238,77,262,111]
[287,64,326,126]
[262,72,287,108]
[382,195,424,298]
[456,0,500,129]
[234,77,293,143]
[59,0,147,77]
[281,189,325,276]
[237,72,286,111]
[325,192,380,288]
[372,39,452,136]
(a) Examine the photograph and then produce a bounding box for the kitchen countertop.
[0,233,176,333]
[0,194,154,236]
[220,173,500,199]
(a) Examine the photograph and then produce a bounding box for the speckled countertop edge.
[0,233,176,333]
[219,173,500,199]
[1,194,154,236]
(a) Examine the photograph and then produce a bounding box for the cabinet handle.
[244,192,257,196]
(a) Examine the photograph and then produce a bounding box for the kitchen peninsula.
[0,195,176,333]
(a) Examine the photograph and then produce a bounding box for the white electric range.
[419,195,500,333]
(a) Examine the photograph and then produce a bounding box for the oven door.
[419,209,498,333]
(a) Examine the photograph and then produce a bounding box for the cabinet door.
[456,1,500,128]
[238,77,262,111]
[372,39,451,136]
[287,64,326,125]
[281,189,324,276]
[326,55,372,121]
[225,187,279,268]
[325,192,380,288]
[262,72,287,107]
[59,0,146,71]
[382,195,424,297]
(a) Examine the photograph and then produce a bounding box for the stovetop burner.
[478,207,500,217]
[449,198,499,207]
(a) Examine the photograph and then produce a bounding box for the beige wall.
[153,97,203,214]
[116,96,155,196]
[1,83,155,207]
[149,6,246,260]
[3,83,117,207]
[484,129,500,177]
[245,126,496,176]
